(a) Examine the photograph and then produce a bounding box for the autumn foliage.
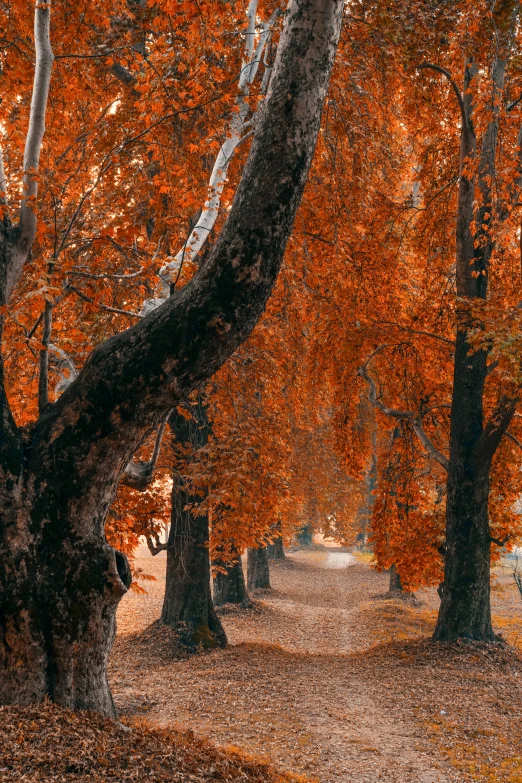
[2,0,522,604]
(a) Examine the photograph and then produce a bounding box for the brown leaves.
[0,701,295,783]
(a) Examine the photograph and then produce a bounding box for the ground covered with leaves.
[109,548,522,783]
[0,702,298,783]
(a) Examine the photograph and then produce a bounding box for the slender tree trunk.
[162,503,226,649]
[247,545,271,590]
[213,551,250,607]
[357,446,377,549]
[160,404,226,650]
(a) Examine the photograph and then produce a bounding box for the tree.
[267,522,286,561]
[213,549,251,607]
[293,0,522,642]
[247,545,271,590]
[0,0,344,715]
[147,400,227,651]
[356,1,522,640]
[429,3,522,642]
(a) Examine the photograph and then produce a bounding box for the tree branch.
[0,146,7,207]
[30,0,344,536]
[505,431,522,451]
[8,0,54,300]
[374,319,456,346]
[68,284,142,319]
[507,92,522,112]
[145,532,169,556]
[358,366,449,472]
[38,300,52,412]
[49,343,78,395]
[416,63,467,128]
[477,394,520,465]
[490,535,510,547]
[153,2,281,296]
[120,417,169,491]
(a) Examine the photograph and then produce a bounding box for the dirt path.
[110,549,449,782]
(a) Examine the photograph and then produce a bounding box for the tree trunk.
[160,404,226,650]
[247,546,271,590]
[0,0,344,714]
[432,55,515,642]
[0,476,131,718]
[267,536,285,561]
[213,551,250,607]
[297,523,313,546]
[433,335,496,641]
[388,564,403,593]
[267,520,285,560]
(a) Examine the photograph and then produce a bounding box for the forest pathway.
[110,550,446,783]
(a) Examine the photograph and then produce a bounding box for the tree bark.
[432,52,517,642]
[297,523,313,546]
[388,564,403,593]
[213,551,251,607]
[160,403,226,650]
[247,545,271,590]
[0,0,344,714]
[267,528,285,561]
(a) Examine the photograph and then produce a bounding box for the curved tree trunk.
[213,551,250,607]
[247,546,271,590]
[0,0,344,714]
[160,403,226,650]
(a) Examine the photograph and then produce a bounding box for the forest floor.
[110,547,522,783]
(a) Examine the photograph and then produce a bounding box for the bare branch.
[416,63,467,129]
[410,415,449,473]
[490,535,510,547]
[153,2,280,296]
[0,147,7,207]
[245,8,281,87]
[49,343,78,394]
[358,365,449,472]
[504,430,522,451]
[38,300,52,412]
[9,0,54,298]
[69,267,144,281]
[120,416,169,491]
[68,284,142,319]
[110,62,136,87]
[375,319,456,346]
[478,394,520,464]
[146,532,169,556]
